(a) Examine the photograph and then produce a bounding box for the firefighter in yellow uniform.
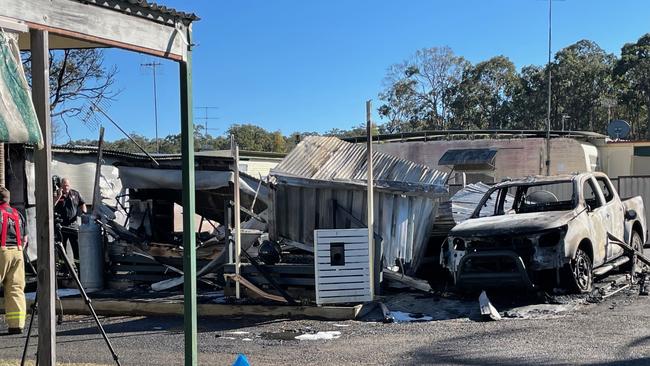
[0,187,26,334]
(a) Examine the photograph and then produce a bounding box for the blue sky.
[59,0,650,143]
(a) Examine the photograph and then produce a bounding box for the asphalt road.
[0,284,648,366]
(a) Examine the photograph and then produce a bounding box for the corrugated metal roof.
[40,145,282,162]
[450,182,493,223]
[272,136,447,186]
[76,0,199,25]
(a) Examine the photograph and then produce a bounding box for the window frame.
[582,177,604,210]
[595,176,614,203]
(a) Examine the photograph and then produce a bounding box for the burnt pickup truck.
[441,172,646,293]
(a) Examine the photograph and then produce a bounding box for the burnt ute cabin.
[443,173,646,293]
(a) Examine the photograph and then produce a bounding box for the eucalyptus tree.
[552,40,615,133]
[450,56,519,130]
[615,33,650,138]
[378,47,467,131]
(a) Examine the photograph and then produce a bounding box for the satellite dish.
[607,120,631,140]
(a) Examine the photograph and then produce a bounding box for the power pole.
[545,0,552,176]
[561,114,570,131]
[141,61,162,153]
[602,97,616,124]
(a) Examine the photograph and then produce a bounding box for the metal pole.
[141,61,162,153]
[91,127,105,215]
[179,40,197,365]
[232,137,242,299]
[366,100,375,299]
[31,28,56,366]
[153,64,159,153]
[545,0,552,176]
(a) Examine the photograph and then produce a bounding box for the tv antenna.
[195,106,219,136]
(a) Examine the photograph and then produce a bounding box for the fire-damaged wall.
[374,137,598,183]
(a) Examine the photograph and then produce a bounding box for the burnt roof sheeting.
[438,148,497,171]
[450,182,516,224]
[76,0,199,25]
[117,166,258,196]
[451,182,492,223]
[272,136,447,194]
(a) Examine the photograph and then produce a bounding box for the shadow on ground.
[54,315,291,337]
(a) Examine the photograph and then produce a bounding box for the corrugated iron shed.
[269,136,448,274]
[273,136,447,194]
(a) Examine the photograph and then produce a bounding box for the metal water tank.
[78,216,104,291]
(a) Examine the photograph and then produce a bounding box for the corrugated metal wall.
[274,184,440,274]
[617,176,649,230]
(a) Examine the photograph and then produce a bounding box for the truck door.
[595,176,625,259]
[583,177,607,266]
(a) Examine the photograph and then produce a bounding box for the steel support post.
[180,46,197,365]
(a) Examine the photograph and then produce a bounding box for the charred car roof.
[493,173,600,189]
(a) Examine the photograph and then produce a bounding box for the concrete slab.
[1,297,362,321]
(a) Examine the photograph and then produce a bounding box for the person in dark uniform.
[53,177,87,260]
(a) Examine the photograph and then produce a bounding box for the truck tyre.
[622,231,643,272]
[631,231,642,253]
[566,248,593,293]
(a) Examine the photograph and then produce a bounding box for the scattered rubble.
[389,311,433,323]
[295,331,341,341]
[479,291,501,321]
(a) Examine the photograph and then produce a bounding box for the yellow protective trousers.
[0,247,25,329]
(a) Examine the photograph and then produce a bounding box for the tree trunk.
[646,100,650,140]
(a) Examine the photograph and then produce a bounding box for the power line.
[141,61,162,153]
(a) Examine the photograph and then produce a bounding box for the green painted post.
[180,44,197,364]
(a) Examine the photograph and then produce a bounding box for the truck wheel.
[567,248,593,293]
[631,231,643,253]
[622,231,642,272]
